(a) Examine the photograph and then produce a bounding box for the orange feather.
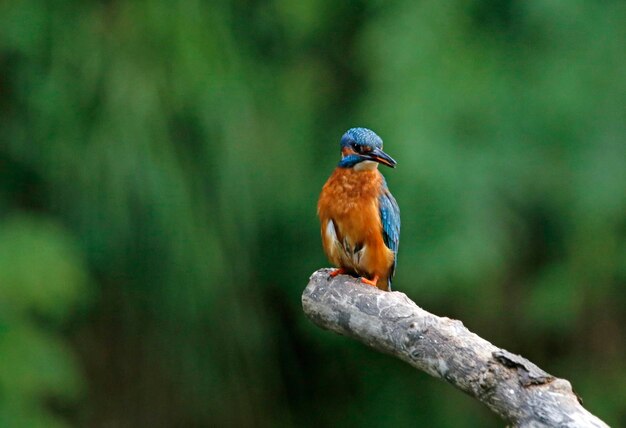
[317,167,395,290]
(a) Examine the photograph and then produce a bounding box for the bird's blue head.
[338,127,396,170]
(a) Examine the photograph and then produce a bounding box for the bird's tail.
[377,276,392,292]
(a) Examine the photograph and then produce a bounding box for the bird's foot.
[329,268,347,278]
[360,275,379,287]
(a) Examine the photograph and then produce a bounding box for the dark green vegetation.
[1,1,625,427]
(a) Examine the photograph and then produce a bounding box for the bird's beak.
[366,148,397,168]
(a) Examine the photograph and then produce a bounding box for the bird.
[317,127,400,291]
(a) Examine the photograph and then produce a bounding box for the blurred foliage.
[1,0,625,427]
[0,218,88,427]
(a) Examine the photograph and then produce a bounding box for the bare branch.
[302,269,608,428]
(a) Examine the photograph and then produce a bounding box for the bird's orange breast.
[317,168,395,289]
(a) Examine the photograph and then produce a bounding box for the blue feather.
[378,179,400,289]
[338,154,362,168]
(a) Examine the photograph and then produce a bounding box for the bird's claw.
[328,268,347,279]
[360,276,379,287]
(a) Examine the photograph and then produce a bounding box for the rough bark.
[302,269,609,428]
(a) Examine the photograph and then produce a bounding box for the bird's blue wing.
[379,182,400,288]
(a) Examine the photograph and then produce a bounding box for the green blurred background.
[1,0,625,427]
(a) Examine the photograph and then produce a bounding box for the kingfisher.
[317,127,400,291]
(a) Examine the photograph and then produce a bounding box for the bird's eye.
[351,142,360,152]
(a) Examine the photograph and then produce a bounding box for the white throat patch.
[354,160,379,171]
